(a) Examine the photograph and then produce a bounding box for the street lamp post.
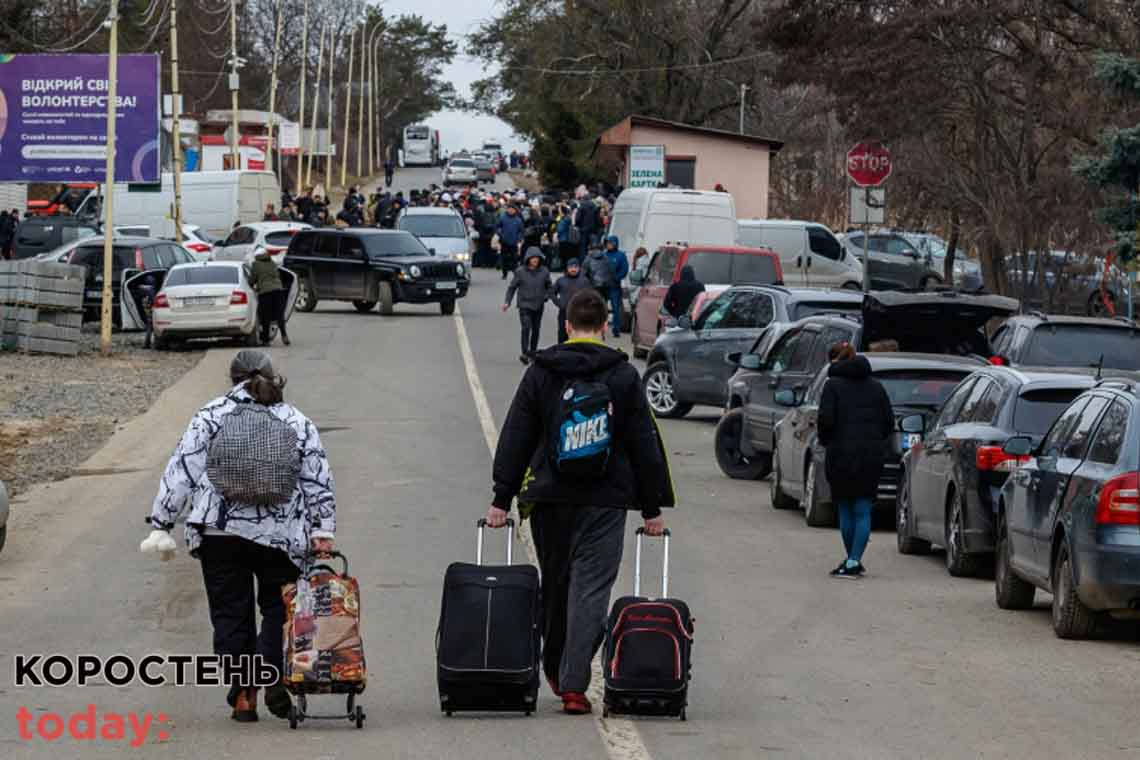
[266,0,283,177]
[339,27,355,188]
[228,0,240,168]
[356,22,367,179]
[100,0,120,354]
[305,21,326,187]
[294,0,309,196]
[169,0,183,244]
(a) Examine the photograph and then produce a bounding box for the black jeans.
[198,535,300,684]
[501,243,519,278]
[257,289,288,343]
[557,308,569,344]
[530,505,626,693]
[519,307,543,356]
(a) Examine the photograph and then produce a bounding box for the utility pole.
[266,0,283,177]
[169,0,183,244]
[295,0,309,195]
[100,0,120,354]
[356,22,367,178]
[369,27,382,174]
[325,28,335,186]
[339,27,355,188]
[305,21,325,187]
[739,83,749,135]
[228,0,240,169]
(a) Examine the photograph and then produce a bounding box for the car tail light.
[186,242,211,253]
[1096,472,1140,526]
[267,245,286,254]
[230,290,248,305]
[152,293,169,309]
[989,355,1006,366]
[976,445,1030,472]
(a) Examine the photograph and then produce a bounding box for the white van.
[738,219,862,289]
[76,171,281,242]
[607,189,738,267]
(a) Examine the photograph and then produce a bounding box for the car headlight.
[456,263,466,276]
[409,265,422,279]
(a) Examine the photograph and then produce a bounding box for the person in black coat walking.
[817,343,893,578]
[550,258,591,343]
[502,247,553,364]
[486,289,674,715]
[663,265,705,319]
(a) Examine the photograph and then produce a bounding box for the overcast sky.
[379,0,529,155]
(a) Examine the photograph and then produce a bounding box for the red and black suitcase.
[603,528,694,720]
[436,518,541,716]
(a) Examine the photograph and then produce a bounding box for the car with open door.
[896,366,1102,576]
[721,290,1019,484]
[995,379,1140,638]
[67,237,196,329]
[644,285,862,422]
[142,260,297,349]
[769,353,982,527]
[284,228,469,315]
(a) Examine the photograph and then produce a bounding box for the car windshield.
[875,370,973,409]
[363,232,431,257]
[188,227,214,243]
[1023,326,1140,370]
[163,267,239,286]
[792,301,862,320]
[450,159,475,168]
[399,215,466,238]
[1013,388,1087,435]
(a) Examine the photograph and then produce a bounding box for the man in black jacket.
[487,289,674,715]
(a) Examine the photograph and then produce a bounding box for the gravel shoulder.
[0,328,202,494]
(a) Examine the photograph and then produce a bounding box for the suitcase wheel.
[680,708,687,722]
[445,710,453,717]
[354,706,365,729]
[288,706,298,730]
[525,711,532,717]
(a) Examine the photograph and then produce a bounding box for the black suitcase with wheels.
[603,528,694,720]
[437,519,540,716]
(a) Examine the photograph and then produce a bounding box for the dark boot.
[263,683,292,719]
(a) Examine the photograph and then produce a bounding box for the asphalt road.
[3,229,1140,758]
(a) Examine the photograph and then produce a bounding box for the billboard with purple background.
[0,53,159,183]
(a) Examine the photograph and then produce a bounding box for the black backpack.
[588,254,615,289]
[552,373,615,479]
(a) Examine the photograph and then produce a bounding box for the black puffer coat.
[817,356,894,501]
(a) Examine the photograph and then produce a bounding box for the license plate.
[436,281,457,290]
[902,433,922,451]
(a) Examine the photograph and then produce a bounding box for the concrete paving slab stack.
[0,260,85,356]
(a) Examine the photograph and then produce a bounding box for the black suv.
[284,229,469,315]
[897,366,1100,576]
[643,286,863,420]
[996,379,1140,638]
[717,290,1019,481]
[990,313,1140,370]
[14,216,100,259]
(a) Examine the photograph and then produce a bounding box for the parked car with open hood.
[897,366,1102,576]
[717,290,1019,481]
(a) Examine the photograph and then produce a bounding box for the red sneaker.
[561,692,592,715]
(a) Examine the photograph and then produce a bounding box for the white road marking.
[453,304,654,760]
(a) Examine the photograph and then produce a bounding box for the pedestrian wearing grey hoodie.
[550,258,591,343]
[502,246,553,363]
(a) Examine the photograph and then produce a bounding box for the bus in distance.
[404,125,440,167]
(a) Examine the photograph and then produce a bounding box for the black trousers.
[198,535,300,684]
[519,307,543,355]
[530,506,627,693]
[500,243,519,278]
[557,308,569,344]
[257,289,288,343]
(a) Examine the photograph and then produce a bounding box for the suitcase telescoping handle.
[476,517,515,565]
[634,527,671,598]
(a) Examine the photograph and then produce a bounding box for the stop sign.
[847,141,892,187]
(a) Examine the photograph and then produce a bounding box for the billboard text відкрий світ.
[0,53,160,183]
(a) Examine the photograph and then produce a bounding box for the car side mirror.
[1003,436,1034,457]
[629,270,645,286]
[740,354,762,370]
[899,414,925,434]
[774,389,798,407]
[676,314,692,330]
[726,351,742,365]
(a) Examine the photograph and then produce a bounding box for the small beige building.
[592,115,784,218]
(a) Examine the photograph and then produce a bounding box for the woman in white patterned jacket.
[142,350,336,723]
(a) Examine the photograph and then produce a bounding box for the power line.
[0,2,113,53]
[502,51,769,76]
